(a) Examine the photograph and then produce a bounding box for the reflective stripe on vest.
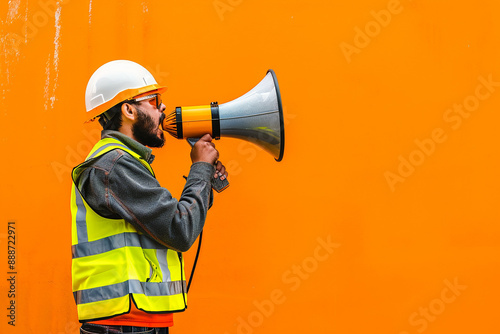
[71,138,187,321]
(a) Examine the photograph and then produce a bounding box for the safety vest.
[71,138,187,322]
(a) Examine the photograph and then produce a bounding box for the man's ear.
[121,103,136,122]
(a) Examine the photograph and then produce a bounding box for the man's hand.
[190,134,219,164]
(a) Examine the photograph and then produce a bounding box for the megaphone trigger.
[186,137,200,148]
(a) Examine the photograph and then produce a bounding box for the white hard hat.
[84,60,167,122]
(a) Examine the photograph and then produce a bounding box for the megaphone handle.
[186,138,229,193]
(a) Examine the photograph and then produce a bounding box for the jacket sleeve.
[79,150,215,252]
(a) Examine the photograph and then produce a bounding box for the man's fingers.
[199,133,213,142]
[214,161,227,180]
[218,165,226,177]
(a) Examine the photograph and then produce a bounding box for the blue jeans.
[80,323,169,334]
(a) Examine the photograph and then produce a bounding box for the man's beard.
[132,107,165,148]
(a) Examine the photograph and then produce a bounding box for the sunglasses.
[128,93,162,110]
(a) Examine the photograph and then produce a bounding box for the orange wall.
[2,0,500,333]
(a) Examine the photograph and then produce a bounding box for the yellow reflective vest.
[71,138,187,322]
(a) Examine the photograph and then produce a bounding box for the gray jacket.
[75,130,214,252]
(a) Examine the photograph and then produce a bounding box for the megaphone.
[161,69,285,162]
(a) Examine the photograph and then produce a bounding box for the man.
[71,60,227,334]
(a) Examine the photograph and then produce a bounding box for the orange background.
[1,0,500,333]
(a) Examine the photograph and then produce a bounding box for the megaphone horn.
[161,69,285,162]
